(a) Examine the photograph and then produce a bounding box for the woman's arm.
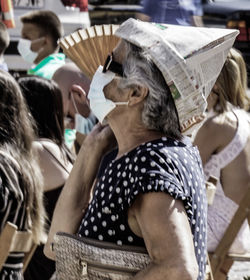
[128,192,198,280]
[44,124,116,260]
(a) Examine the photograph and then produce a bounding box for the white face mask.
[17,38,38,64]
[88,66,128,124]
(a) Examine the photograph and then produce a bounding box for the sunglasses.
[103,53,124,77]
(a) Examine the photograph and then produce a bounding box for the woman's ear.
[128,85,148,106]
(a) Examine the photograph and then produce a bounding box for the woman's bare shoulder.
[33,139,62,157]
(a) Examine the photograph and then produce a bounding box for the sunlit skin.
[194,90,250,205]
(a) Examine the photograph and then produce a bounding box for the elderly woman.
[45,19,238,280]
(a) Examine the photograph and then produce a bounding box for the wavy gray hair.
[117,40,182,140]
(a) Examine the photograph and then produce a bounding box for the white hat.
[115,19,239,134]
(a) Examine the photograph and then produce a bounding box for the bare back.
[194,109,250,204]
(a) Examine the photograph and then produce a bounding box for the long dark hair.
[18,76,74,163]
[0,70,45,243]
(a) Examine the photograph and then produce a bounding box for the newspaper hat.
[115,19,239,134]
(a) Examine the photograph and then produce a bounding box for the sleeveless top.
[204,108,250,253]
[79,136,207,280]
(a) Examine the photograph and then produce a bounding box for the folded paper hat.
[115,18,239,134]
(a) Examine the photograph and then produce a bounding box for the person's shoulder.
[213,111,238,137]
[34,138,60,154]
[199,112,232,137]
[198,111,238,150]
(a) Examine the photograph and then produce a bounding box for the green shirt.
[28,53,65,80]
[64,128,76,150]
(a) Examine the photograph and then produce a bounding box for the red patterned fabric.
[0,0,15,28]
[61,0,88,11]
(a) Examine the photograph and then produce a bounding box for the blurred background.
[4,0,250,87]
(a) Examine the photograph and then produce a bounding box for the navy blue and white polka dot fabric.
[78,136,207,280]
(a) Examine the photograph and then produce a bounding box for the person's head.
[104,39,182,140]
[0,22,10,57]
[0,70,45,243]
[18,76,65,146]
[52,63,91,128]
[20,10,63,64]
[210,48,250,113]
[88,19,238,137]
[0,71,35,149]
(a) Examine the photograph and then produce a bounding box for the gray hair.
[118,41,182,140]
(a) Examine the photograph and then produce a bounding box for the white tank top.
[204,108,250,253]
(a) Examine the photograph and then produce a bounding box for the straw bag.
[53,232,150,280]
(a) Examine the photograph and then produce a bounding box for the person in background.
[18,76,74,280]
[17,10,65,80]
[52,63,96,152]
[0,21,9,71]
[0,70,46,279]
[194,48,250,280]
[137,0,203,26]
[60,0,90,29]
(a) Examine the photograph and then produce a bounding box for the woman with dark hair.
[18,76,74,280]
[0,70,46,279]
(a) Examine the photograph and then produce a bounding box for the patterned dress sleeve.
[125,146,192,209]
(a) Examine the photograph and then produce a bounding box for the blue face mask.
[71,89,96,134]
[75,112,96,134]
[88,66,129,124]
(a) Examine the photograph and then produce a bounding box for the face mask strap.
[71,93,79,114]
[70,91,79,114]
[115,101,129,105]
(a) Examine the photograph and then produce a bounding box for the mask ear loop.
[70,87,88,115]
[70,91,79,114]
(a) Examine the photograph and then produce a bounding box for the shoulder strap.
[205,109,249,175]
[216,109,249,168]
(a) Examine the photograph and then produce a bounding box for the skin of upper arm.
[129,192,198,280]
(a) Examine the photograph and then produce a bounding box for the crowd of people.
[0,3,250,280]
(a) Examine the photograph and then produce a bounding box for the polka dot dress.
[78,136,207,280]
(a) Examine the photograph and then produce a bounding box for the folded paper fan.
[58,24,120,79]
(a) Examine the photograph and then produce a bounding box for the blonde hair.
[214,48,250,113]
